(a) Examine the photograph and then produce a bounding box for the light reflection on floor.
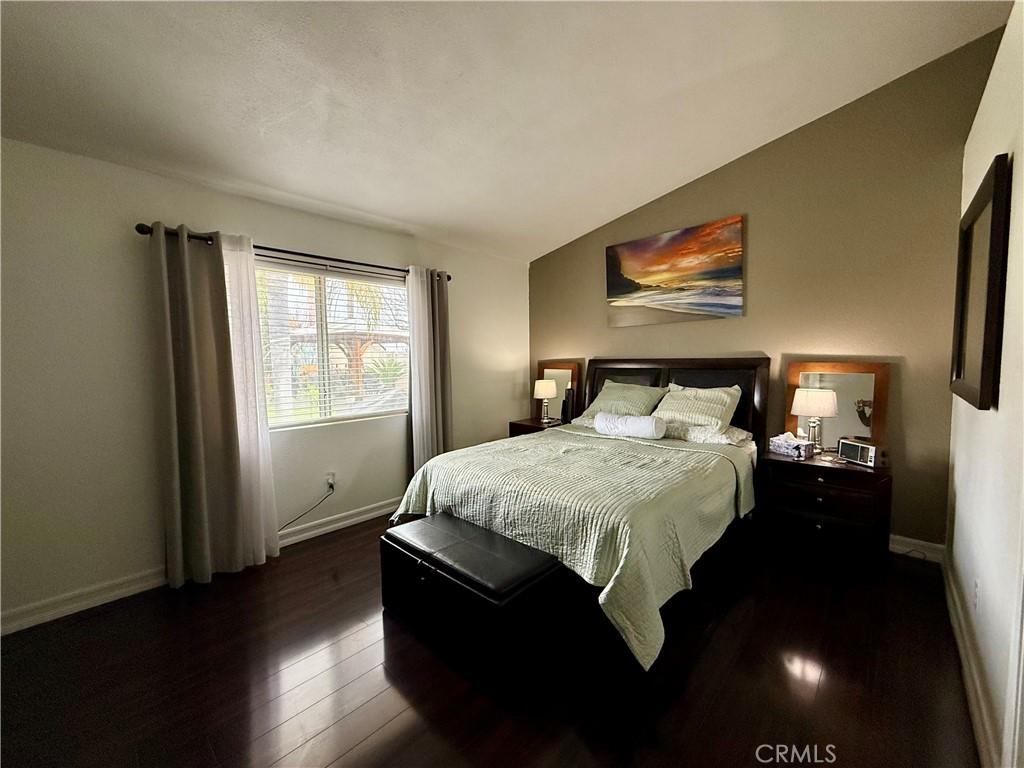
[782,651,825,701]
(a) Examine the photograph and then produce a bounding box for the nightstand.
[508,418,562,437]
[760,452,892,555]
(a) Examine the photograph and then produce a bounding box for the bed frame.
[384,355,771,676]
[583,357,771,454]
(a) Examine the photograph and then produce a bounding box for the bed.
[391,357,770,669]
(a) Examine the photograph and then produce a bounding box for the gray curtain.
[407,265,453,471]
[153,223,279,586]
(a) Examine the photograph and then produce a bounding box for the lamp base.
[807,417,824,454]
[541,399,555,424]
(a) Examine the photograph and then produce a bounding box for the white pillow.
[572,381,668,427]
[593,413,667,440]
[653,384,742,434]
[667,424,752,445]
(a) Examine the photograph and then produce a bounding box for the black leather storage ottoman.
[380,514,566,648]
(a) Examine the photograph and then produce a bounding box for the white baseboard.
[279,496,400,548]
[889,534,946,565]
[2,497,400,636]
[945,565,1002,768]
[1,566,167,636]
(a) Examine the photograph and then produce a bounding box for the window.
[255,261,410,428]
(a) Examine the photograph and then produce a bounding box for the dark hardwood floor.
[2,516,977,768]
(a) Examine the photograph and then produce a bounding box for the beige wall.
[1,138,529,625]
[530,32,1000,543]
[949,5,1023,766]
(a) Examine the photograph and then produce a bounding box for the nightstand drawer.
[769,459,886,492]
[509,418,562,437]
[772,481,879,524]
[775,506,885,554]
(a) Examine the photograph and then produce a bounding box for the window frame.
[253,255,411,431]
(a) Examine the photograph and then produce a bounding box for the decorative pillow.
[653,384,742,434]
[594,413,667,440]
[572,381,668,427]
[667,424,752,445]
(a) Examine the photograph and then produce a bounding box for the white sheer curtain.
[154,223,278,587]
[222,235,280,570]
[407,265,453,472]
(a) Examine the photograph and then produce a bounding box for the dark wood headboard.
[583,357,771,452]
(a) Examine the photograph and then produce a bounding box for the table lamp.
[534,379,558,424]
[791,388,838,454]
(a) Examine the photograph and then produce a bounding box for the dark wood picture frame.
[534,358,585,420]
[784,361,891,448]
[950,153,1012,410]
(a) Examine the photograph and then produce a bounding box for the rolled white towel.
[593,412,666,439]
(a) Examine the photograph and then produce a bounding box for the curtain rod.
[133,223,451,281]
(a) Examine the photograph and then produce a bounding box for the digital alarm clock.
[837,436,886,468]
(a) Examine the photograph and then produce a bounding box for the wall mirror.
[785,361,891,450]
[535,358,585,421]
[950,153,1011,410]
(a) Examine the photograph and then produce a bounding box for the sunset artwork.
[605,215,744,327]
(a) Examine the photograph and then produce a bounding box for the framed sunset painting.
[606,214,744,327]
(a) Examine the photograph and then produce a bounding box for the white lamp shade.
[791,388,838,417]
[534,379,557,399]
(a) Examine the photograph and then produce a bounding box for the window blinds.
[254,262,410,428]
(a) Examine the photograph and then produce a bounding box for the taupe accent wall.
[529,32,1001,543]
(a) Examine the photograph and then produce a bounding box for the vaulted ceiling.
[2,2,1010,261]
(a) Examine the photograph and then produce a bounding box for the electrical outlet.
[326,472,336,490]
[972,578,980,611]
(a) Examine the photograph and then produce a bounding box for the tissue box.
[769,436,815,459]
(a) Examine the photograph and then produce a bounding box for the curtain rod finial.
[135,223,153,236]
